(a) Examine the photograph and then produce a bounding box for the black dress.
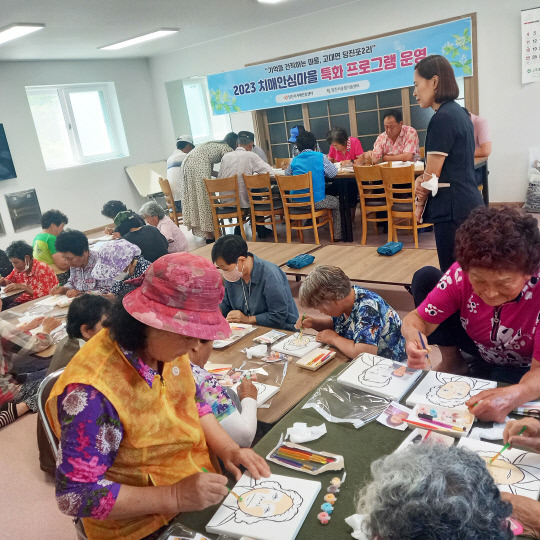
[123,226,169,262]
[423,100,484,271]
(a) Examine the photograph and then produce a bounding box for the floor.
[1,213,438,540]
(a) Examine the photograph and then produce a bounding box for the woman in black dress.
[413,54,483,272]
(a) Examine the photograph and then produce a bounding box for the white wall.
[149,0,540,203]
[0,58,164,249]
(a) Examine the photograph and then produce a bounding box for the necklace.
[241,279,252,316]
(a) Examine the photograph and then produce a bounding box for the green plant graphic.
[210,89,242,113]
[442,27,472,75]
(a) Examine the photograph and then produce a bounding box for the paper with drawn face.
[336,353,422,400]
[206,472,321,540]
[271,333,320,358]
[458,437,540,499]
[405,371,496,410]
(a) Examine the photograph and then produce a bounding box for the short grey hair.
[357,444,513,540]
[299,265,351,308]
[139,201,165,220]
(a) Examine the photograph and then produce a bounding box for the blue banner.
[208,18,472,115]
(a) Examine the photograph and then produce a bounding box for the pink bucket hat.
[122,252,231,340]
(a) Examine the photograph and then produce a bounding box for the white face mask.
[23,257,30,272]
[222,263,243,282]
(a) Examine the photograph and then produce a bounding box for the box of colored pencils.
[296,348,336,371]
[266,442,344,475]
[409,404,475,438]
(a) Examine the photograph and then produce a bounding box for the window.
[183,77,232,145]
[26,83,128,171]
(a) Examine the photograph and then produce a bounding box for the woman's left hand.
[226,310,248,323]
[4,283,24,293]
[316,329,338,346]
[220,446,271,481]
[466,386,521,423]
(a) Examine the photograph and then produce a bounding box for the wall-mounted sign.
[522,7,540,84]
[208,17,473,115]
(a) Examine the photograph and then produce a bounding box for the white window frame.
[26,82,128,170]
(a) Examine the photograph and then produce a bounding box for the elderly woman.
[355,445,514,539]
[212,235,298,331]
[190,339,258,448]
[91,239,150,299]
[326,126,364,166]
[403,206,540,422]
[296,265,406,361]
[114,210,169,262]
[0,240,58,306]
[46,253,269,540]
[139,201,187,253]
[412,54,483,272]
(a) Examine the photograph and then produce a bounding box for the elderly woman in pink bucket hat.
[46,253,270,540]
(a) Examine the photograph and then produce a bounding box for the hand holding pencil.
[503,418,540,453]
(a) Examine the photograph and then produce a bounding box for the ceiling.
[0,0,355,61]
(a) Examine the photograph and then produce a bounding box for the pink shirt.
[418,262,540,367]
[157,215,188,253]
[470,114,491,149]
[328,136,363,162]
[373,124,420,161]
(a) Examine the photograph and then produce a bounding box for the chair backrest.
[158,177,181,225]
[204,175,243,214]
[276,173,315,213]
[37,368,65,456]
[274,157,291,169]
[243,173,276,213]
[380,164,416,208]
[353,165,387,203]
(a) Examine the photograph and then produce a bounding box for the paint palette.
[409,403,475,438]
[336,353,422,400]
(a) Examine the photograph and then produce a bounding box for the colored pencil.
[277,449,328,463]
[417,414,466,431]
[418,331,431,369]
[307,352,332,366]
[490,426,527,464]
[201,467,243,501]
[404,419,454,433]
[271,454,317,471]
[280,445,335,462]
[299,313,306,339]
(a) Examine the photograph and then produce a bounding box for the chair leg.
[272,214,278,243]
[312,213,320,244]
[361,206,368,245]
[212,213,220,240]
[413,221,419,249]
[298,222,305,243]
[387,214,393,243]
[327,210,334,243]
[286,219,292,243]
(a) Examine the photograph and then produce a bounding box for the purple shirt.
[55,346,212,519]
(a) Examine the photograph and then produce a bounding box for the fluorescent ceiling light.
[99,28,179,50]
[0,23,45,46]
[258,0,288,3]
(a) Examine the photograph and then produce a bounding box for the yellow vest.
[46,329,215,540]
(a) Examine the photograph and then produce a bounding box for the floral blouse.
[5,259,58,304]
[55,346,212,519]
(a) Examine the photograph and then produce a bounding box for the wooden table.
[209,326,348,424]
[190,241,321,267]
[282,244,439,286]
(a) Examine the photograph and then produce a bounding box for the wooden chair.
[158,177,183,226]
[276,172,333,244]
[243,172,284,243]
[274,157,291,169]
[204,175,249,240]
[380,164,432,248]
[419,146,425,159]
[353,165,392,245]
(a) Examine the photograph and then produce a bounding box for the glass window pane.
[308,100,328,118]
[267,107,284,123]
[284,104,303,121]
[271,144,290,159]
[328,97,348,115]
[379,107,403,126]
[27,92,73,168]
[408,86,416,102]
[183,81,211,141]
[457,77,464,99]
[269,123,288,144]
[309,117,330,140]
[69,91,113,157]
[359,135,378,150]
[318,140,330,154]
[330,114,350,135]
[410,105,435,131]
[355,93,377,111]
[378,88,402,108]
[356,111,379,136]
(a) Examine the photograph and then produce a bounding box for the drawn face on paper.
[284,335,312,350]
[238,487,294,518]
[436,381,471,401]
[360,359,394,387]
[482,457,525,485]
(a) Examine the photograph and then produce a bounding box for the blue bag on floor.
[286,253,315,268]
[377,241,404,256]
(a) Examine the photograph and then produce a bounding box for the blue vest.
[290,151,326,203]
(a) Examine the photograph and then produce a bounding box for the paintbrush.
[299,313,306,339]
[418,331,431,369]
[201,467,243,501]
[489,426,527,464]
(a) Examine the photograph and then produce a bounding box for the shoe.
[256,226,273,238]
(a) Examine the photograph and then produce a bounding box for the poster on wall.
[522,7,540,84]
[208,17,473,115]
[0,124,17,181]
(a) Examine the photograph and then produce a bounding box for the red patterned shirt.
[372,124,420,162]
[5,259,59,304]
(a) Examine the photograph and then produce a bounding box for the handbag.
[377,242,403,256]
